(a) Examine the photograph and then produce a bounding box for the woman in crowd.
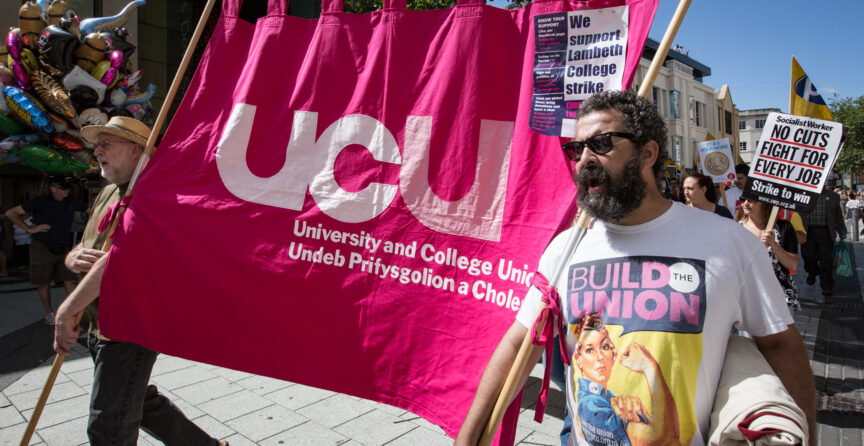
[844,192,859,220]
[740,198,800,310]
[683,173,734,219]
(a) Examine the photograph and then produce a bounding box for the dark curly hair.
[578,90,669,179]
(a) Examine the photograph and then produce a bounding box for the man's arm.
[753,325,816,443]
[4,205,50,234]
[455,321,543,446]
[53,254,107,355]
[65,242,106,273]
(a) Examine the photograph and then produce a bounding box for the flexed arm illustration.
[618,342,681,446]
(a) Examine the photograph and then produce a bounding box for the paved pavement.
[1,239,863,445]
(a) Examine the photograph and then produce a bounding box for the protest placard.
[742,112,845,213]
[530,6,644,137]
[697,138,735,183]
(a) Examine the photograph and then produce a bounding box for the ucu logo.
[215,103,514,241]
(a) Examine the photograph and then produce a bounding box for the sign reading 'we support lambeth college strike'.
[531,7,629,137]
[743,112,845,212]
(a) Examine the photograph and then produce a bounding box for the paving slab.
[149,364,219,391]
[197,389,275,423]
[235,374,294,396]
[264,383,336,411]
[225,404,308,442]
[7,380,88,412]
[385,425,451,446]
[257,420,349,446]
[20,394,91,429]
[32,415,88,446]
[297,394,376,429]
[189,414,237,441]
[172,376,244,405]
[333,408,416,446]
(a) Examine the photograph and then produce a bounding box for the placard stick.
[766,205,780,230]
[479,212,590,446]
[638,0,692,98]
[19,2,219,444]
[720,183,729,209]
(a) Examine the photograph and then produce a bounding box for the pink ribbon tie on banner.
[529,272,569,423]
[98,196,131,233]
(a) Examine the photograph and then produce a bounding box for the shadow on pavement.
[0,320,55,390]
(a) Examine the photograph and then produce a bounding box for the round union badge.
[704,152,730,176]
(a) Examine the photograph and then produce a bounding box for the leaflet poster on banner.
[698,138,735,183]
[742,112,846,213]
[530,7,628,137]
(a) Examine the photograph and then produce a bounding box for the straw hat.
[81,116,150,147]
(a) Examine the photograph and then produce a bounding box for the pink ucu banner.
[99,0,657,441]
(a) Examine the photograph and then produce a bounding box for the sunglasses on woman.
[561,131,635,161]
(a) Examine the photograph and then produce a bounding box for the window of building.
[652,87,667,117]
[689,97,695,123]
[69,0,97,17]
[739,120,746,130]
[672,135,683,164]
[740,142,747,152]
[755,119,766,129]
[669,91,680,119]
[692,100,705,127]
[725,111,732,135]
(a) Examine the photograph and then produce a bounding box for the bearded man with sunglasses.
[456,90,814,446]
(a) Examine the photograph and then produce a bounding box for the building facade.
[631,39,740,175]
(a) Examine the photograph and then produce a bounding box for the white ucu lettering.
[215,103,514,241]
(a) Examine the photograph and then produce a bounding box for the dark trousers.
[547,337,571,446]
[87,334,217,446]
[802,226,834,290]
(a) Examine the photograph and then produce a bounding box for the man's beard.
[576,152,646,222]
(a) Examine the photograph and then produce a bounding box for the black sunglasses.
[561,131,635,161]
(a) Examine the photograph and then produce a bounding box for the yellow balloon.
[90,60,117,89]
[17,49,39,74]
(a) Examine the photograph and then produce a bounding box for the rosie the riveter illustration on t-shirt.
[566,256,705,446]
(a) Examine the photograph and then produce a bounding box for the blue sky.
[486,0,864,112]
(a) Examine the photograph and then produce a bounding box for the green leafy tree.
[830,95,864,174]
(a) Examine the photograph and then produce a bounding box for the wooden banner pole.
[480,1,693,443]
[19,1,219,444]
[479,212,590,446]
[637,0,693,98]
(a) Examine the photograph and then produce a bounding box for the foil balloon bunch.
[0,0,154,173]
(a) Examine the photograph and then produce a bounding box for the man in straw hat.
[456,91,814,445]
[53,116,226,445]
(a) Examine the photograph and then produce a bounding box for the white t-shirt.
[517,202,792,446]
[13,218,33,245]
[723,187,742,217]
